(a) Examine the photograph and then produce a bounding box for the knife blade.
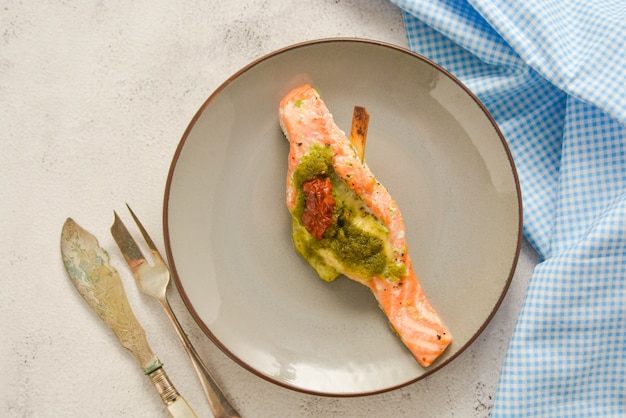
[60,218,197,418]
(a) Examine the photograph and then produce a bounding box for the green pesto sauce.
[292,143,335,198]
[291,144,405,283]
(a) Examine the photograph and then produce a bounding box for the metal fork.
[111,204,241,418]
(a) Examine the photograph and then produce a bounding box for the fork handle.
[159,298,241,418]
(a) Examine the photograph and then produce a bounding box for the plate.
[163,39,522,396]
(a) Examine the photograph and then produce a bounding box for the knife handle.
[166,397,197,418]
[148,367,198,418]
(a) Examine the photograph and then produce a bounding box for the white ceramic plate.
[163,39,522,396]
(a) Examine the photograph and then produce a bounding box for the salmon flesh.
[279,84,452,367]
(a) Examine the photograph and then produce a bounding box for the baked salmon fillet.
[279,84,452,367]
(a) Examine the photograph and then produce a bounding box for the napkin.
[389,0,626,416]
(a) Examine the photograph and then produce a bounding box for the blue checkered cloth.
[389,0,626,416]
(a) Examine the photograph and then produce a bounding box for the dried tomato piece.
[301,177,336,240]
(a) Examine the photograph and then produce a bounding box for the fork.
[111,204,241,418]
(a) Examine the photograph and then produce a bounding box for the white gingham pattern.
[390,0,626,416]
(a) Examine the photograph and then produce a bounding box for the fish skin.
[279,84,452,367]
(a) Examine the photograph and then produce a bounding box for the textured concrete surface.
[0,1,540,416]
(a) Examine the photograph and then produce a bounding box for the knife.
[60,218,197,418]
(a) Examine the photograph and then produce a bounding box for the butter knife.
[60,218,197,418]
